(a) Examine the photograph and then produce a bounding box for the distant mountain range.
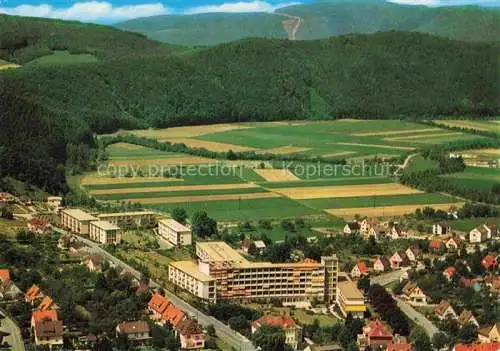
[115,1,500,46]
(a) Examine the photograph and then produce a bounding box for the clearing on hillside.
[25,51,98,66]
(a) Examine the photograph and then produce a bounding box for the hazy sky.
[0,0,498,23]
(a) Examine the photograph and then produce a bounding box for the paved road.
[370,269,407,286]
[0,309,25,351]
[396,298,438,338]
[54,228,255,351]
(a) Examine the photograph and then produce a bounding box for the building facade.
[60,209,97,235]
[158,219,192,246]
[336,280,366,318]
[97,211,156,229]
[168,241,338,305]
[89,221,122,245]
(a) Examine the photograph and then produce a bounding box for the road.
[0,308,25,351]
[394,153,418,176]
[54,228,256,351]
[396,298,438,338]
[370,269,407,286]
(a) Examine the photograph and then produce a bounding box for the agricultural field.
[442,167,500,192]
[81,121,481,224]
[434,119,500,134]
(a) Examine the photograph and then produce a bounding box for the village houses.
[434,300,457,320]
[350,261,368,279]
[116,321,151,346]
[446,236,463,251]
[343,222,360,235]
[443,266,456,281]
[405,245,422,262]
[31,310,64,349]
[357,320,393,349]
[373,257,391,272]
[401,282,427,305]
[457,310,479,327]
[390,251,410,269]
[470,224,497,243]
[478,323,500,343]
[433,222,451,235]
[27,218,52,235]
[252,315,302,350]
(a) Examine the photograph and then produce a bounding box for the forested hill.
[0,14,499,192]
[116,1,500,46]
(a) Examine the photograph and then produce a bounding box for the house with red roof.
[25,284,44,305]
[429,239,445,253]
[357,320,393,349]
[31,310,58,329]
[351,261,368,279]
[176,318,206,350]
[453,343,500,351]
[148,293,171,322]
[162,303,185,328]
[38,296,57,312]
[443,266,457,281]
[482,255,498,270]
[435,300,457,320]
[27,218,52,235]
[0,269,10,286]
[252,315,302,349]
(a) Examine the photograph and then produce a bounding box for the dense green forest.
[0,14,499,192]
[116,1,500,46]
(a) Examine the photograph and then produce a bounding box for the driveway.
[0,310,25,351]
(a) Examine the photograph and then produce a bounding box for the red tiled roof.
[444,266,456,277]
[0,269,10,285]
[482,255,497,269]
[365,320,393,338]
[162,303,185,328]
[38,296,54,312]
[28,218,49,229]
[430,240,443,249]
[253,315,297,329]
[34,320,63,339]
[454,343,500,351]
[148,294,170,315]
[387,344,412,351]
[26,284,41,302]
[32,310,58,324]
[357,261,368,273]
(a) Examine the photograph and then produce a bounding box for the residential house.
[359,219,374,236]
[38,296,57,312]
[405,246,423,262]
[343,222,360,235]
[448,206,459,219]
[453,343,500,351]
[478,323,500,343]
[390,225,406,240]
[470,225,495,243]
[390,251,410,269]
[387,344,412,351]
[482,255,498,270]
[86,255,103,272]
[373,257,391,272]
[429,239,445,253]
[27,218,52,235]
[350,261,368,279]
[31,310,58,329]
[0,269,10,287]
[357,320,393,349]
[46,196,63,210]
[399,270,409,283]
[162,303,185,328]
[0,269,21,300]
[402,283,427,305]
[458,310,479,328]
[443,266,456,281]
[25,284,44,305]
[116,321,151,346]
[252,315,302,350]
[484,275,500,294]
[57,234,78,251]
[433,223,450,235]
[147,294,170,322]
[60,209,98,235]
[31,310,63,349]
[367,225,387,241]
[434,300,457,320]
[176,318,206,350]
[446,236,463,251]
[336,281,366,319]
[460,277,483,292]
[242,238,266,254]
[97,211,156,229]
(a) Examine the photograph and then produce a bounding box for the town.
[0,191,498,351]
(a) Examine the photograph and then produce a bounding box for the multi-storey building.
[168,241,338,305]
[97,211,156,229]
[158,219,192,246]
[336,280,366,318]
[60,209,97,235]
[89,221,122,245]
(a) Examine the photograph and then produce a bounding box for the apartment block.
[60,209,97,235]
[97,211,156,229]
[89,221,122,245]
[336,280,366,318]
[169,241,338,304]
[158,219,192,246]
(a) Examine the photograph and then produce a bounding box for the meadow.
[442,167,499,192]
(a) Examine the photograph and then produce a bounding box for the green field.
[106,143,183,159]
[442,167,499,191]
[404,154,440,173]
[261,177,393,188]
[25,51,98,66]
[300,193,457,210]
[452,218,500,232]
[147,197,319,221]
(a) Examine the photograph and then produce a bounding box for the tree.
[411,327,433,351]
[0,205,13,220]
[280,219,296,232]
[16,229,35,244]
[258,220,272,230]
[457,323,478,344]
[206,324,216,337]
[432,332,450,350]
[252,325,286,351]
[191,211,217,238]
[357,276,370,294]
[171,207,188,224]
[228,315,250,333]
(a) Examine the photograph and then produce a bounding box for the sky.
[0,0,498,23]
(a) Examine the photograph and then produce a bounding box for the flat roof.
[90,221,120,231]
[170,261,215,282]
[62,209,98,221]
[98,211,155,218]
[159,219,190,232]
[338,281,364,300]
[197,241,246,263]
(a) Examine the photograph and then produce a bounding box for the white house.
[435,300,457,320]
[433,223,450,235]
[470,225,491,243]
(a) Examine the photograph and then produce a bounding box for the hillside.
[0,15,499,192]
[116,2,500,46]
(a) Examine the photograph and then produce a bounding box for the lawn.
[0,219,25,237]
[147,197,320,221]
[452,218,500,232]
[300,193,457,210]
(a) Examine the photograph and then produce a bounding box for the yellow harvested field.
[0,63,21,70]
[272,183,421,200]
[384,132,463,141]
[89,183,259,195]
[125,192,281,204]
[323,151,357,158]
[434,120,500,133]
[109,156,215,167]
[352,128,441,136]
[325,203,464,218]
[461,148,500,156]
[333,142,416,151]
[81,175,183,185]
[258,146,311,154]
[109,142,149,150]
[254,169,301,182]
[161,138,257,152]
[119,124,253,139]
